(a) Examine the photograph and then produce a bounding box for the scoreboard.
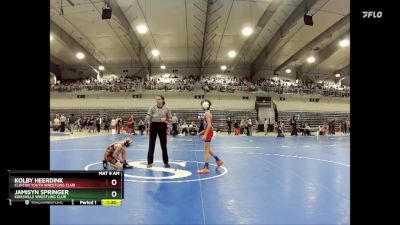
[8,171,124,206]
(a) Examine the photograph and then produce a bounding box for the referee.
[145,95,172,168]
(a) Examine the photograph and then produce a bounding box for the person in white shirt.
[111,117,116,133]
[53,116,60,131]
[181,122,189,135]
[264,118,268,135]
[171,113,178,137]
[247,119,253,136]
[60,114,67,132]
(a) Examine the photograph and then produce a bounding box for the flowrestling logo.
[362,11,382,18]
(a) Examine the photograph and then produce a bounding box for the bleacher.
[278,111,350,132]
[50,108,257,132]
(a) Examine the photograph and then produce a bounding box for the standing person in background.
[67,114,75,134]
[84,117,90,131]
[234,120,239,135]
[95,115,101,133]
[145,120,150,135]
[111,117,116,133]
[277,121,285,138]
[145,95,172,168]
[240,119,245,135]
[244,118,249,136]
[53,115,60,131]
[346,119,350,134]
[274,121,278,134]
[60,114,66,132]
[171,113,178,137]
[264,118,268,135]
[255,119,259,133]
[328,119,332,135]
[103,116,110,133]
[226,117,232,135]
[178,118,183,134]
[342,119,346,134]
[247,118,252,136]
[127,116,133,135]
[138,120,145,135]
[117,116,123,134]
[89,116,95,133]
[290,116,298,136]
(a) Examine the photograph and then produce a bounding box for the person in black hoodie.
[103,116,110,132]
[227,117,232,135]
[95,115,101,133]
[290,116,298,136]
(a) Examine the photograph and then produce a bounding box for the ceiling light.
[76,52,85,59]
[228,50,236,58]
[242,27,253,36]
[136,25,148,34]
[307,56,315,63]
[151,49,160,57]
[339,39,350,47]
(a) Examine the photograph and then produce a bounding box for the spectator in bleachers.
[51,75,349,98]
[226,117,232,135]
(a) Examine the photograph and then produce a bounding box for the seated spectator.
[181,122,189,135]
[189,122,198,135]
[138,120,145,135]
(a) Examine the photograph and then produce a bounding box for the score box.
[8,170,124,206]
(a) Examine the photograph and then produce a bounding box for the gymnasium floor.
[50,133,350,225]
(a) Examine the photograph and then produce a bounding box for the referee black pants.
[148,122,169,165]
